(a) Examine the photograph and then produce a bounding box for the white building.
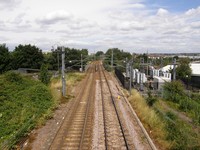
[153,76,171,90]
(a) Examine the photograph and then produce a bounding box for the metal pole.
[57,48,59,72]
[81,53,83,72]
[129,61,133,95]
[111,49,113,69]
[147,50,148,76]
[140,58,144,91]
[62,46,66,97]
[126,57,129,77]
[173,58,176,81]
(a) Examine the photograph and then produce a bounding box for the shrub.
[146,90,157,106]
[4,71,23,83]
[39,64,50,85]
[163,81,185,103]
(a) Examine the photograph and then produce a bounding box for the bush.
[165,111,200,149]
[4,71,23,83]
[146,90,157,106]
[163,81,185,103]
[39,64,50,85]
[0,73,53,148]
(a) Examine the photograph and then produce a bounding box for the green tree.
[96,51,104,56]
[44,47,61,70]
[12,44,44,69]
[105,48,131,65]
[176,58,192,81]
[39,64,50,85]
[0,44,11,73]
[163,81,185,103]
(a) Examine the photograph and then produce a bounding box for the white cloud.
[0,0,21,9]
[126,3,146,9]
[0,0,200,53]
[156,8,169,16]
[191,21,200,29]
[185,6,200,16]
[37,10,73,25]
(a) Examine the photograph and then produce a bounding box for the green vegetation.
[0,71,86,149]
[0,43,90,73]
[128,90,170,149]
[164,111,200,149]
[45,47,90,71]
[50,72,86,104]
[163,81,200,124]
[128,87,200,149]
[0,44,11,73]
[0,72,54,149]
[176,58,192,81]
[39,64,51,85]
[103,48,132,71]
[12,44,44,70]
[146,90,158,106]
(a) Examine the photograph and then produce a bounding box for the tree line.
[1,44,192,82]
[0,44,89,74]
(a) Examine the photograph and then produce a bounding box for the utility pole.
[140,58,144,91]
[81,53,83,72]
[62,46,66,97]
[173,58,176,81]
[146,50,148,76]
[111,49,113,69]
[57,48,60,72]
[129,61,133,95]
[125,57,129,77]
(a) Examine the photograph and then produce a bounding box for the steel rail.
[79,64,95,149]
[48,64,93,150]
[98,64,108,150]
[100,64,129,150]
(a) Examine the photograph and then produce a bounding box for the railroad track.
[97,64,133,149]
[95,63,157,150]
[48,63,96,150]
[48,61,157,150]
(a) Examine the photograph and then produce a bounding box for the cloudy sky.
[0,0,200,53]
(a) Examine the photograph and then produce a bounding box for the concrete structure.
[190,62,200,88]
[153,76,171,90]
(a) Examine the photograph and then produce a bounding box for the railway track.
[97,64,133,149]
[92,63,157,150]
[47,61,157,150]
[48,63,96,150]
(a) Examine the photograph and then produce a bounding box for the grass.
[0,72,54,149]
[164,110,200,150]
[127,88,200,149]
[50,72,85,104]
[128,89,171,149]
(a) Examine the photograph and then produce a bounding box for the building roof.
[160,65,174,72]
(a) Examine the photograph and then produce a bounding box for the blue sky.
[145,0,200,12]
[0,0,200,53]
